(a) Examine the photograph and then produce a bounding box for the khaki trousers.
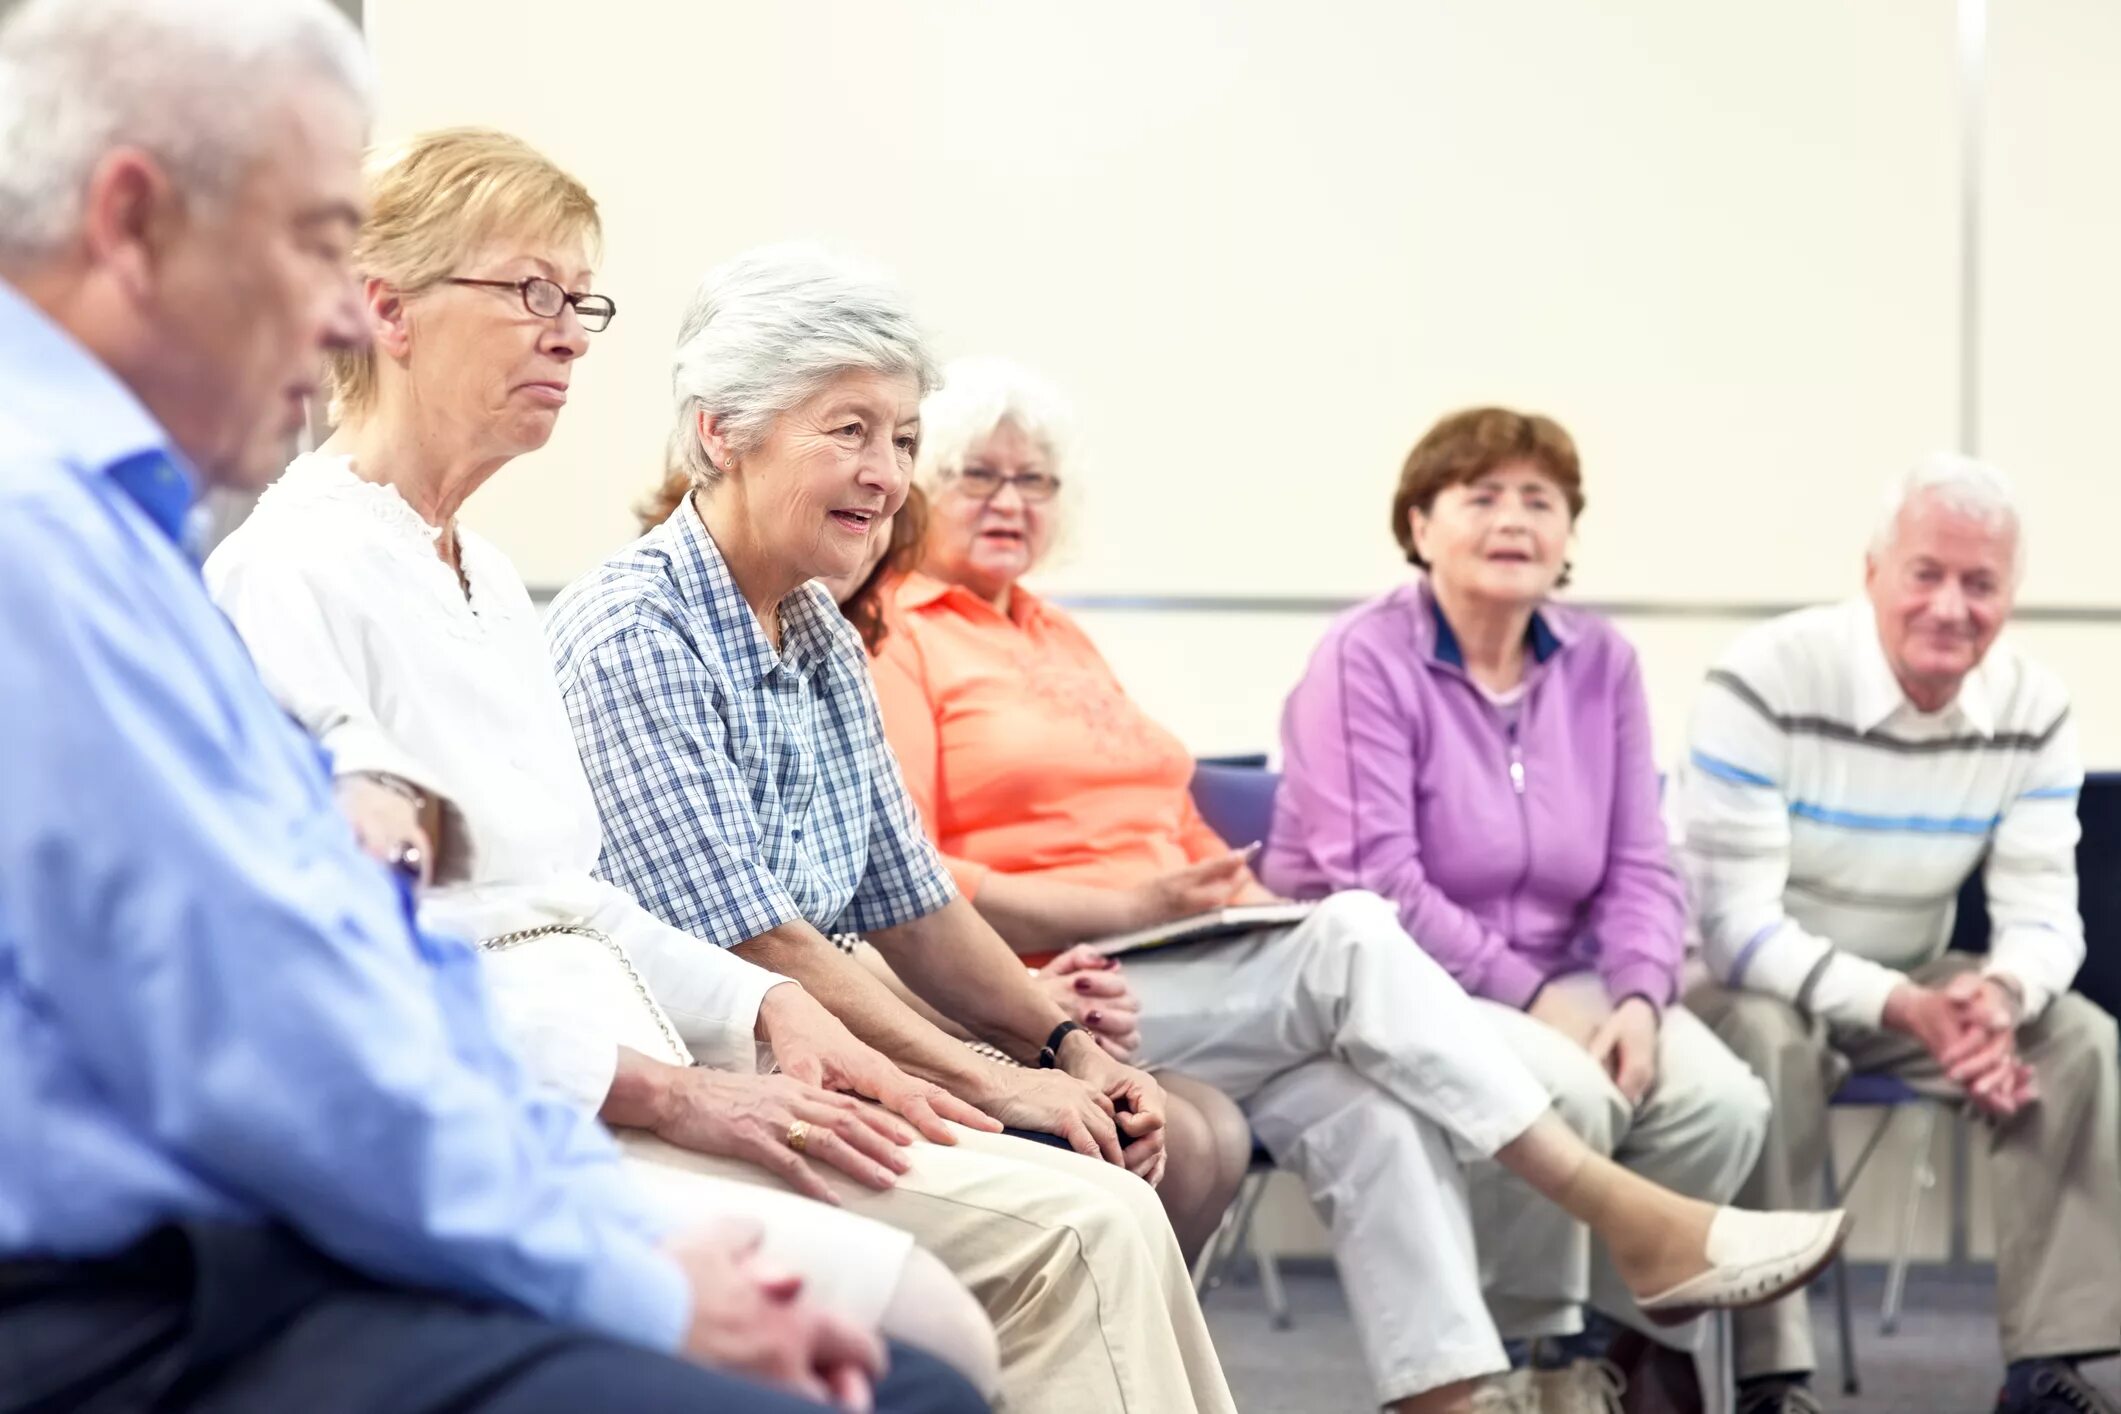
[1470,973,1772,1343]
[1691,954,2121,1377]
[626,1124,1235,1414]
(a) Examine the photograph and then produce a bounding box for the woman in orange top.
[869,358,1850,1414]
[640,471,1256,1263]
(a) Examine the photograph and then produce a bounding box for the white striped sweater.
[1678,600,2082,1030]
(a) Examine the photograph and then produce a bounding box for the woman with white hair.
[870,357,1853,1414]
[204,128,1004,1398]
[549,247,1237,1414]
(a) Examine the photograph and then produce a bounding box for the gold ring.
[785,1120,810,1153]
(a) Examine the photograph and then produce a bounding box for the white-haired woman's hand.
[1036,946,1141,1060]
[758,984,1002,1145]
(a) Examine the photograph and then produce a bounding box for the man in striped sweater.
[1680,455,2121,1414]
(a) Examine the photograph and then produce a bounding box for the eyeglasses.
[444,276,616,333]
[953,466,1062,503]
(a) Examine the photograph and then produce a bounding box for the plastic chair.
[1191,1144,1292,1329]
[1185,762,1294,1328]
[1822,1072,1954,1395]
[1188,760,1282,854]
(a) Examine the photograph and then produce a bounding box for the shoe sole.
[1640,1211,1855,1328]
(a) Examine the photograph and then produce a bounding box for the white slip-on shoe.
[1637,1207,1853,1327]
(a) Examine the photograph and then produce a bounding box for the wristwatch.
[1037,1019,1087,1068]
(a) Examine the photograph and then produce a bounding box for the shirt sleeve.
[1583,644,1688,1011]
[204,541,472,881]
[835,656,959,935]
[1680,666,1906,1030]
[560,621,808,949]
[1983,707,2085,1022]
[869,621,992,899]
[0,508,689,1352]
[1278,625,1551,1007]
[585,880,789,1074]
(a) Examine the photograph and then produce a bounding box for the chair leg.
[1881,1104,1938,1336]
[1824,1131,1861,1396]
[1200,1167,1271,1297]
[1691,1311,1737,1414]
[1253,1240,1293,1331]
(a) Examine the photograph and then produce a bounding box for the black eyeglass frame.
[444,276,616,332]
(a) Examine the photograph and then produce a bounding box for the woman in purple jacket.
[1267,407,1774,1383]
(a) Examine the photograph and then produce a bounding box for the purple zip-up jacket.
[1261,577,1686,1012]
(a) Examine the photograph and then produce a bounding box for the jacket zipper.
[1505,719,1530,944]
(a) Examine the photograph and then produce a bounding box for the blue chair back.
[1190,762,1282,852]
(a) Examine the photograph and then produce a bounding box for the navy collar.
[1430,597,1562,670]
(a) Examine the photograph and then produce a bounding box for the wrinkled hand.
[667,1220,886,1411]
[1529,986,1604,1051]
[1061,1034,1169,1185]
[1039,946,1141,1060]
[333,774,431,884]
[1125,848,1255,930]
[652,1067,917,1205]
[1938,974,2038,1117]
[758,986,1001,1144]
[1588,997,1661,1106]
[981,1066,1128,1167]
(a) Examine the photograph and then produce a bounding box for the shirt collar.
[0,277,199,545]
[673,492,847,683]
[896,570,1045,627]
[1421,578,1567,670]
[1844,597,1996,737]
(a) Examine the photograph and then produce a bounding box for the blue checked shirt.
[547,498,957,949]
[0,279,687,1352]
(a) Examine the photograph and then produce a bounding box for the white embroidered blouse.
[205,454,787,1106]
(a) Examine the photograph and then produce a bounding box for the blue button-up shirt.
[547,499,956,949]
[0,280,687,1352]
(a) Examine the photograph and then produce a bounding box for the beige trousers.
[1471,973,1772,1343]
[627,1124,1235,1414]
[1691,954,2121,1377]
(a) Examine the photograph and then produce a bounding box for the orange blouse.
[870,573,1239,901]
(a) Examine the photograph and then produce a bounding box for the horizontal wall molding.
[1048,593,2121,625]
[524,585,2121,625]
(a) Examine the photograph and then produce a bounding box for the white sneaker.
[1638,1207,1853,1326]
[1533,1357,1628,1414]
[1468,1368,1540,1414]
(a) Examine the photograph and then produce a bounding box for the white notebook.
[1084,902,1319,958]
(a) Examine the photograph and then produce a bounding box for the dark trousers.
[0,1221,986,1414]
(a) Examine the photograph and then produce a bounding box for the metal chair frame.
[1822,1084,1961,1395]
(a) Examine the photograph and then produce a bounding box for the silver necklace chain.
[479,923,690,1063]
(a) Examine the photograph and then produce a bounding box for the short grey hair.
[0,0,372,261]
[667,244,940,490]
[1869,452,2025,582]
[914,355,1074,493]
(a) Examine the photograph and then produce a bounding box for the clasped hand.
[1888,975,2037,1118]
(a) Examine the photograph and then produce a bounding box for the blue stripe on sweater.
[1689,750,1776,788]
[1787,801,2002,835]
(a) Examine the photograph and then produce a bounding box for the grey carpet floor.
[1203,1262,2121,1413]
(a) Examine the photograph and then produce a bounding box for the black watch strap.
[1037,1019,1087,1068]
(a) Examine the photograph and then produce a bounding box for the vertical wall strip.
[1959,0,1988,458]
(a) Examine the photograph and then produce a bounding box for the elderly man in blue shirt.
[0,4,985,1412]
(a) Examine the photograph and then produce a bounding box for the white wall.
[367,0,2121,767]
[370,0,1959,602]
